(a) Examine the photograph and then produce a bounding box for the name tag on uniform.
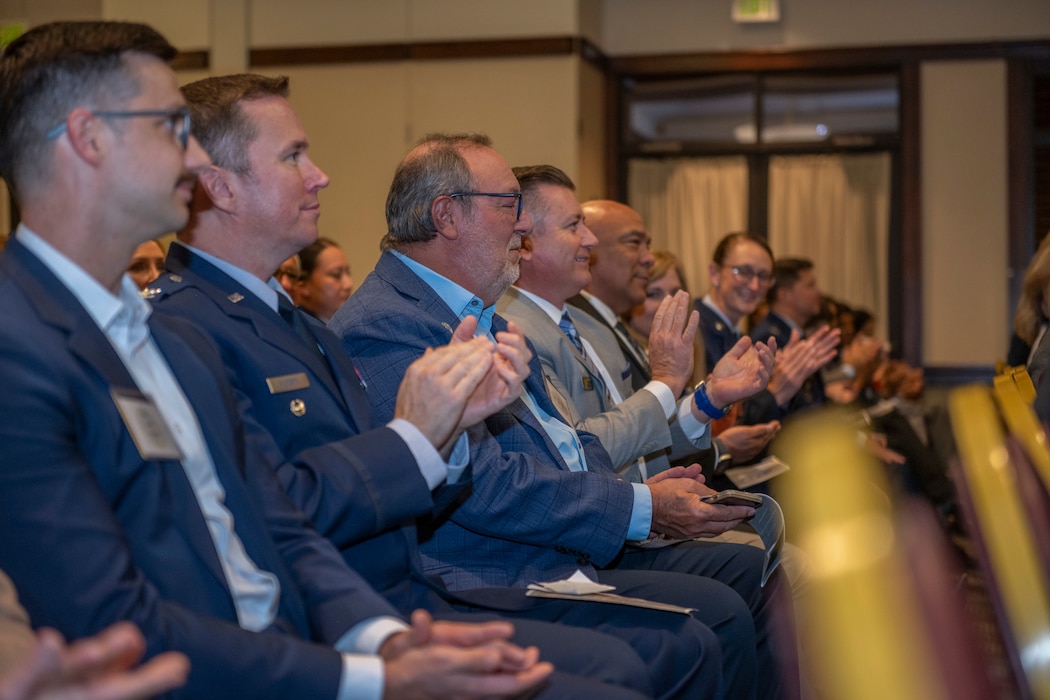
[581,377,594,391]
[111,389,182,461]
[266,372,310,394]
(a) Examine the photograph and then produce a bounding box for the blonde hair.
[632,249,707,380]
[649,251,690,294]
[1015,233,1050,344]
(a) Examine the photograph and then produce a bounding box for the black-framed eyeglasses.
[46,107,192,151]
[725,265,773,286]
[448,192,523,221]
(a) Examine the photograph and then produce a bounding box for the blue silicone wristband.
[693,381,730,419]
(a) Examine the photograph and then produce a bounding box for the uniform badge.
[227,292,244,303]
[266,372,310,394]
[289,399,306,416]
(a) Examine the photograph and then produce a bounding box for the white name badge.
[111,389,182,461]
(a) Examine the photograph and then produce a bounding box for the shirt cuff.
[335,616,410,655]
[444,432,469,484]
[337,654,384,700]
[641,380,676,419]
[335,616,410,700]
[677,397,710,443]
[627,483,654,541]
[387,418,449,490]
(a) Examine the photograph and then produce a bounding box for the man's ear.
[64,108,105,166]
[708,262,720,288]
[431,195,459,241]
[197,166,235,213]
[518,233,534,262]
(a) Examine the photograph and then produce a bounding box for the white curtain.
[768,153,891,338]
[628,157,748,296]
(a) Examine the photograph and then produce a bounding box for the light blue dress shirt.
[393,252,654,540]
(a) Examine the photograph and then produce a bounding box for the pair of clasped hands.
[0,613,552,700]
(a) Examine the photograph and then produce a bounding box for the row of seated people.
[0,20,800,700]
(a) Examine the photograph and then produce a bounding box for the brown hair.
[1015,233,1050,344]
[180,73,289,175]
[0,21,175,198]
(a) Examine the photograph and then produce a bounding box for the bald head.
[581,200,654,315]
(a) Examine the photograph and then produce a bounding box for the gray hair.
[382,132,491,251]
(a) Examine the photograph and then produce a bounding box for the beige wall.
[0,0,100,25]
[600,0,1050,54]
[249,0,582,46]
[260,55,586,278]
[922,61,1009,366]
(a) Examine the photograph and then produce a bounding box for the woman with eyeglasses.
[696,232,776,375]
[292,237,353,324]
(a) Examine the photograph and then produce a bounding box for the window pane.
[760,74,898,143]
[625,76,757,147]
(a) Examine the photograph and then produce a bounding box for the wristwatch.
[693,380,730,420]
[713,438,733,476]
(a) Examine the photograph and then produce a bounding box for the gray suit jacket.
[498,287,706,478]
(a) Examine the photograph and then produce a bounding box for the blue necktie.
[559,311,612,406]
[559,311,584,352]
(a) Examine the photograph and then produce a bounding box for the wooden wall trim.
[187,37,1050,74]
[249,36,606,68]
[172,50,209,71]
[610,39,1050,76]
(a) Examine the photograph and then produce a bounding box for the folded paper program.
[526,570,696,615]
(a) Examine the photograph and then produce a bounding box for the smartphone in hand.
[701,489,763,508]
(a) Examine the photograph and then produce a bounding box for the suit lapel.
[568,293,650,388]
[307,328,375,430]
[373,254,462,346]
[506,289,609,405]
[379,255,577,471]
[166,245,351,413]
[147,316,246,592]
[491,314,578,470]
